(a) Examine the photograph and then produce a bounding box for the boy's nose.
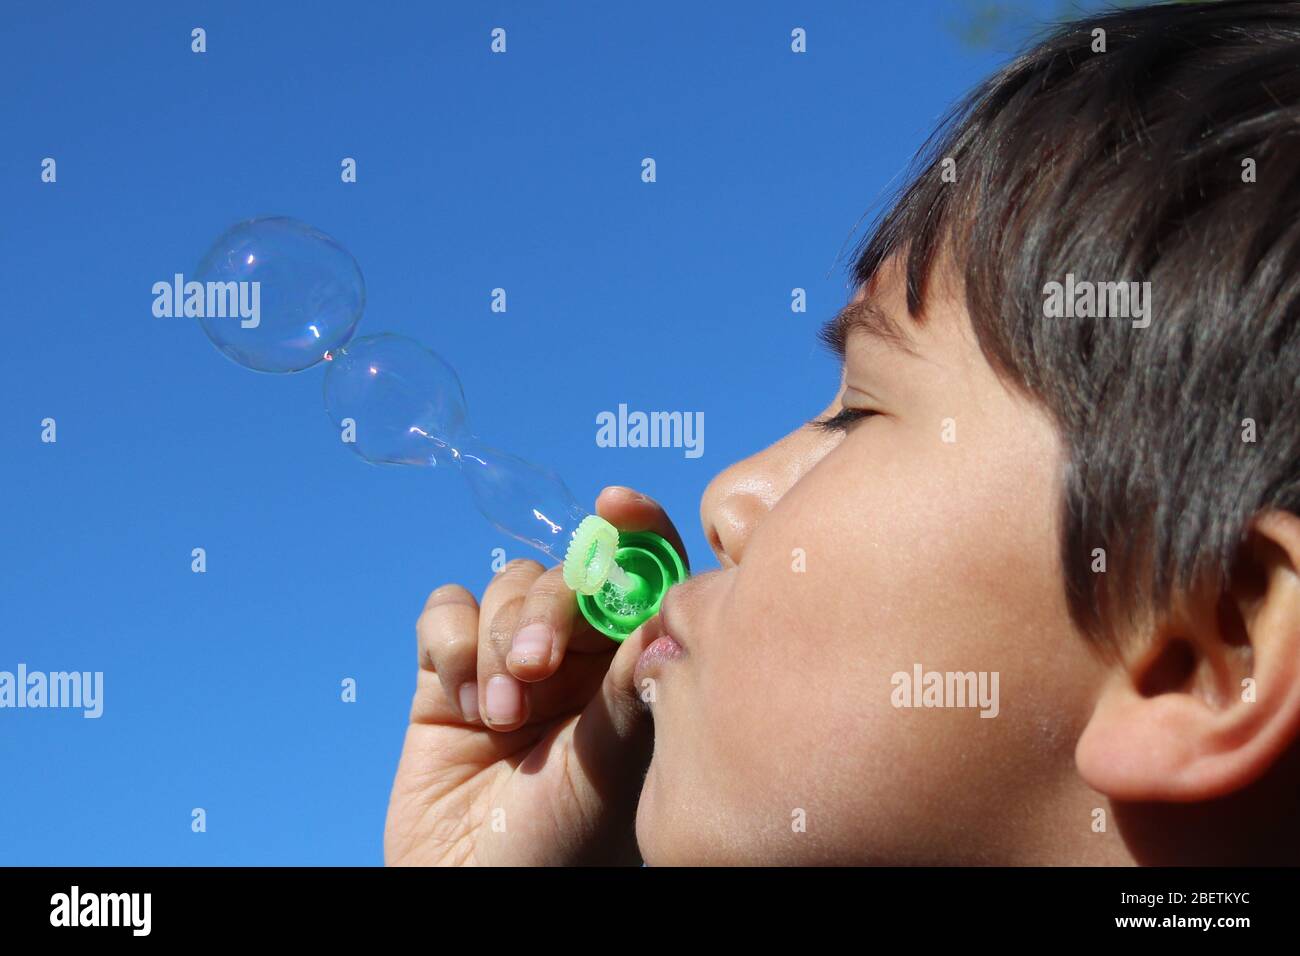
[699,409,843,567]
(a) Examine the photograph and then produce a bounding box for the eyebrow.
[817,295,919,360]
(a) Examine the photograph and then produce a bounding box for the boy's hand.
[384,486,689,866]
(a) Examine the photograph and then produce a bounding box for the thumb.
[569,623,656,807]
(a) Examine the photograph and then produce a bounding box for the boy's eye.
[809,406,878,433]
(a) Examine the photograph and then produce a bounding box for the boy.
[385,0,1300,864]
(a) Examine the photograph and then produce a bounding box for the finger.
[510,647,614,722]
[478,558,546,731]
[416,628,612,727]
[570,622,657,801]
[506,564,584,682]
[415,584,481,724]
[595,485,690,571]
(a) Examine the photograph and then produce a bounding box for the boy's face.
[635,256,1119,864]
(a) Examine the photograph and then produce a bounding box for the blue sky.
[0,0,1071,864]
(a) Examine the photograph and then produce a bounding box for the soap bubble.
[322,333,587,559]
[455,436,588,559]
[194,217,365,373]
[322,333,469,467]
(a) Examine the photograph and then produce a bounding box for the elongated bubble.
[323,334,467,467]
[457,438,588,562]
[322,334,586,560]
[192,229,683,638]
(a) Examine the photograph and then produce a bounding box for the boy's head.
[634,0,1300,864]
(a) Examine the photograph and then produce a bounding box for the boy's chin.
[633,759,689,866]
[633,759,665,864]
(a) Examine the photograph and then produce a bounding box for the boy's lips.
[633,600,686,690]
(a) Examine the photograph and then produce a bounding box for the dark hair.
[851,0,1300,648]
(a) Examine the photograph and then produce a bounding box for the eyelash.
[809,406,878,433]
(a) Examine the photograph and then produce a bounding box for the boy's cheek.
[649,569,1095,863]
[646,427,1083,859]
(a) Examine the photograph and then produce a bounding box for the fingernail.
[510,623,553,667]
[458,683,479,723]
[485,674,523,725]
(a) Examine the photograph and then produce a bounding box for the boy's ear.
[1076,511,1300,802]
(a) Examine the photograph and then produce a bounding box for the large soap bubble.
[194,217,364,373]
